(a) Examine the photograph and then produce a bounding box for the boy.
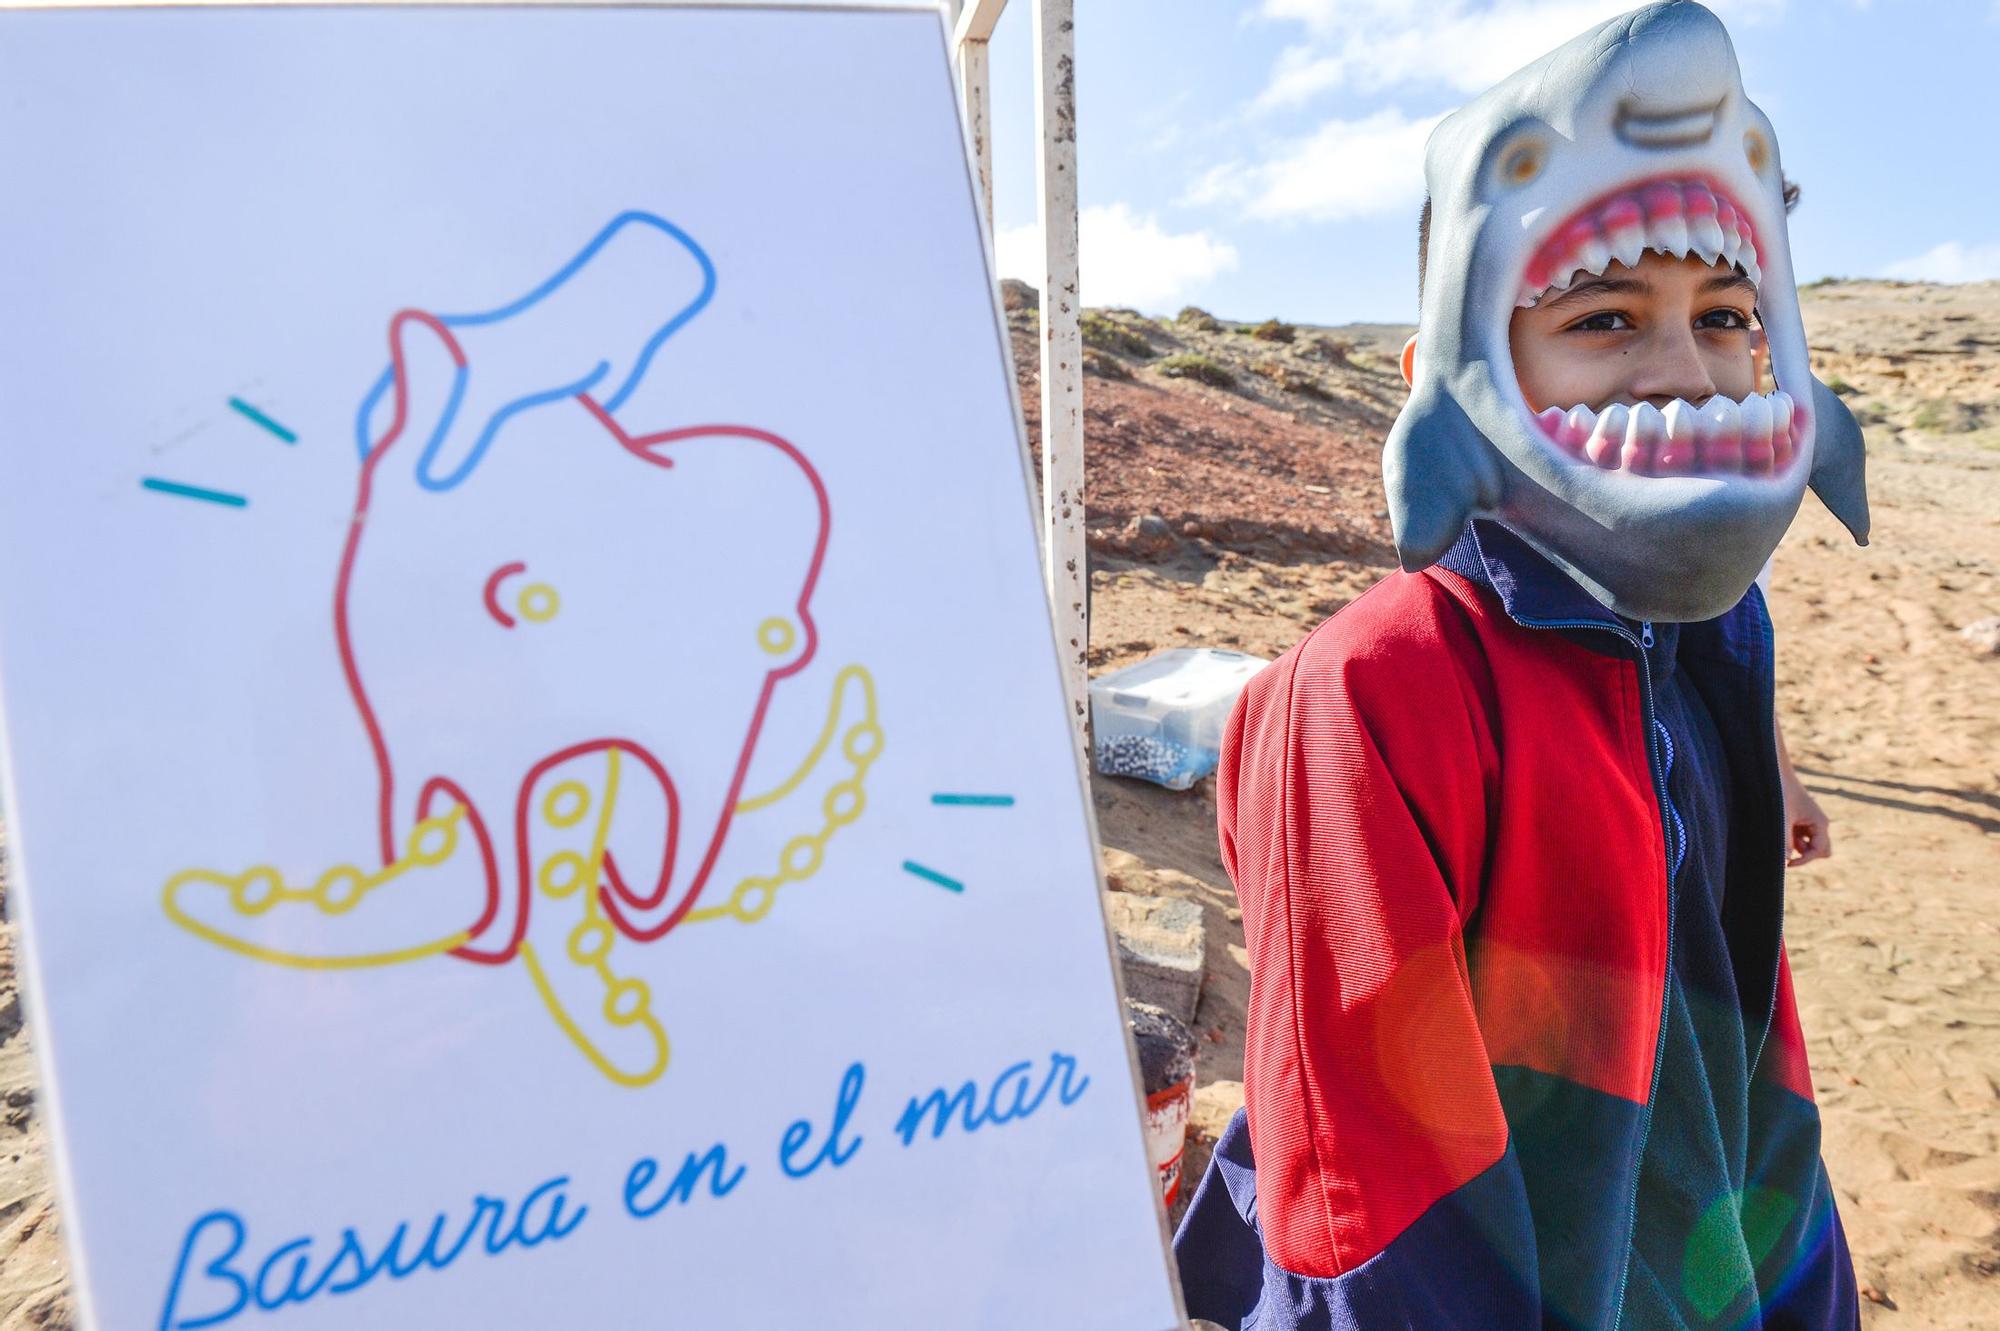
[1172,4,1868,1328]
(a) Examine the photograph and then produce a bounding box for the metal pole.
[952,0,1005,239]
[957,38,993,237]
[1033,0,1086,755]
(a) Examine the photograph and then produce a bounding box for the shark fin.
[1384,388,1504,570]
[1807,374,1870,547]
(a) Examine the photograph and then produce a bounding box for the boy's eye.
[1567,310,1632,333]
[1696,307,1754,331]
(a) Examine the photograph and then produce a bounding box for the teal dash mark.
[142,478,247,508]
[228,396,297,444]
[930,794,1015,807]
[902,861,964,893]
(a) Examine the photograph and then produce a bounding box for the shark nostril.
[1615,98,1722,149]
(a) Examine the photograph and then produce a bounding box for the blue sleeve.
[1174,1109,1542,1330]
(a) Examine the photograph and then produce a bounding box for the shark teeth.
[1516,175,1765,307]
[1657,398,1699,472]
[1535,389,1805,477]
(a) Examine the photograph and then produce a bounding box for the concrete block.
[1105,890,1205,1025]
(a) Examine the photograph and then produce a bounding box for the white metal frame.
[946,0,1086,755]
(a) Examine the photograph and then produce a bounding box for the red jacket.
[1174,522,1855,1330]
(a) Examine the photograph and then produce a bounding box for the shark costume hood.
[1387,0,1868,623]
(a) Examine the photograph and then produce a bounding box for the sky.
[981,0,2000,324]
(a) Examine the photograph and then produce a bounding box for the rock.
[999,278,1039,312]
[1106,891,1206,1023]
[1111,512,1179,560]
[1101,850,1211,900]
[1176,304,1221,332]
[1306,333,1355,364]
[1191,1078,1245,1137]
[1961,616,2000,655]
[1082,347,1132,381]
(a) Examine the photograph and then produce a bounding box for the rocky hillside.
[1004,280,1407,568]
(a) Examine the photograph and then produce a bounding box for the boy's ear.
[1399,334,1419,388]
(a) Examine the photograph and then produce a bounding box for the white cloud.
[994,204,1238,310]
[1253,44,1352,114]
[1882,239,2000,283]
[1188,108,1446,223]
[1251,0,1788,104]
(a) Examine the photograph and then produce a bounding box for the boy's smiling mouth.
[1531,390,1797,475]
[1510,172,1807,478]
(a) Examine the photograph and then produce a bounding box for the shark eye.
[1744,129,1770,173]
[1499,141,1545,188]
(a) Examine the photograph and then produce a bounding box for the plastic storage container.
[1088,647,1269,790]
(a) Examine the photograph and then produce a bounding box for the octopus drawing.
[162,213,879,1088]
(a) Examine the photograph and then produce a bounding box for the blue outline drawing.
[352,211,719,491]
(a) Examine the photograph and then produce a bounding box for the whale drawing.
[164,213,880,1088]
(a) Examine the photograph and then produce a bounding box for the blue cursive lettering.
[779,1061,866,1178]
[623,1145,745,1219]
[157,1174,584,1328]
[893,1050,1091,1146]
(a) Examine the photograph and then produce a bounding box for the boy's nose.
[1631,323,1719,408]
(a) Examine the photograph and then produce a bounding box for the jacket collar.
[1436,520,1625,631]
[1434,519,1764,680]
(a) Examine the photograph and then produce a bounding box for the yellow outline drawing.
[161,808,473,970]
[518,747,671,1089]
[162,663,880,1089]
[691,665,881,925]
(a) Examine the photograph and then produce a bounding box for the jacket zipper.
[1743,605,1786,1079]
[1511,613,1670,1331]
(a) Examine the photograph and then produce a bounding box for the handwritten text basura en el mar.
[157,1048,1091,1329]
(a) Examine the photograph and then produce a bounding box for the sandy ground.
[0,885,69,1331]
[0,282,1993,1326]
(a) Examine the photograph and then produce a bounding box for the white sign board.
[0,6,1182,1328]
